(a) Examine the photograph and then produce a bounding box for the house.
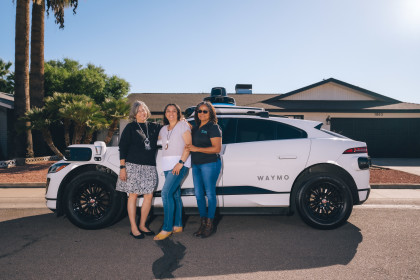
[127,78,420,158]
[0,92,14,160]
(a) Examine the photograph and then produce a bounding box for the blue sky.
[1,0,420,103]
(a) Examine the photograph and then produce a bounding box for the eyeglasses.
[197,110,209,114]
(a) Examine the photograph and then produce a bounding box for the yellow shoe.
[153,231,172,241]
[172,227,183,234]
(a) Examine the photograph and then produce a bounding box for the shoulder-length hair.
[129,100,151,122]
[194,101,217,126]
[163,103,182,125]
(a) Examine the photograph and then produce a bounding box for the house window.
[284,115,304,120]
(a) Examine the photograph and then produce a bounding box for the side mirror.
[94,141,107,156]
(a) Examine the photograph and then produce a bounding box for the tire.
[63,171,125,229]
[295,173,353,230]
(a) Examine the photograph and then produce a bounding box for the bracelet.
[120,165,126,169]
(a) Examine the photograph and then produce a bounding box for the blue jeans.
[192,159,222,219]
[161,166,188,232]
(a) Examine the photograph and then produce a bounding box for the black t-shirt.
[191,122,222,165]
[118,121,162,166]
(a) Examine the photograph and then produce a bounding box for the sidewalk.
[1,188,420,209]
[0,188,46,209]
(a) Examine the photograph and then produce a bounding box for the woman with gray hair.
[116,100,162,239]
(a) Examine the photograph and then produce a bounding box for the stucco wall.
[271,111,420,130]
[0,107,7,159]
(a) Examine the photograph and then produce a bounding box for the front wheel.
[295,174,353,230]
[63,171,125,229]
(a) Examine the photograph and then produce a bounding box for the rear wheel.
[295,174,353,229]
[63,171,125,229]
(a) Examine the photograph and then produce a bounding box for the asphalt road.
[0,201,419,279]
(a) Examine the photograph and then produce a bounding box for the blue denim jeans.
[192,159,222,219]
[161,166,188,232]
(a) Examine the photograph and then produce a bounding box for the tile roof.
[0,92,14,109]
[127,93,279,114]
[128,93,420,114]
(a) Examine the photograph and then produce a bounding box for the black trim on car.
[357,188,370,204]
[152,206,291,215]
[153,186,290,197]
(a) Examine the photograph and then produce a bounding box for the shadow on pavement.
[0,213,362,279]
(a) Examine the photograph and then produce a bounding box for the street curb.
[1,183,420,189]
[0,183,45,188]
[371,184,420,189]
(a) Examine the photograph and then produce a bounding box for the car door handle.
[278,155,297,159]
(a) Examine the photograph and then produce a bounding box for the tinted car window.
[236,119,277,143]
[189,118,237,144]
[218,118,237,144]
[277,123,307,139]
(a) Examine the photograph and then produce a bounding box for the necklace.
[165,122,178,150]
[137,122,151,150]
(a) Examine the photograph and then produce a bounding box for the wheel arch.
[289,163,359,214]
[56,164,118,216]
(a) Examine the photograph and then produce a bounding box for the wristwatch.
[178,160,184,165]
[120,165,126,169]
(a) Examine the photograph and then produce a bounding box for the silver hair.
[129,100,151,121]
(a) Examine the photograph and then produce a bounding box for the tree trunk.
[63,119,71,147]
[30,0,46,156]
[30,0,44,109]
[72,124,86,144]
[104,119,118,144]
[83,131,94,144]
[14,0,34,159]
[42,129,63,158]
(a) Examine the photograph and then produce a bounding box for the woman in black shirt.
[186,101,222,238]
[116,101,161,239]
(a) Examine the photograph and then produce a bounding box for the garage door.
[331,118,420,158]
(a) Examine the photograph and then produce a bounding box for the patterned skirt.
[116,162,158,195]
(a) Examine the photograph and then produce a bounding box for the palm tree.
[61,100,103,144]
[102,97,130,144]
[29,0,78,156]
[23,107,64,157]
[46,0,79,29]
[83,111,108,144]
[14,0,34,158]
[30,0,45,156]
[30,0,45,109]
[0,59,14,94]
[45,92,75,147]
[14,0,79,159]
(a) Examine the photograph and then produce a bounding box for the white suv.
[45,99,370,230]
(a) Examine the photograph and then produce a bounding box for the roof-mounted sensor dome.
[204,87,236,105]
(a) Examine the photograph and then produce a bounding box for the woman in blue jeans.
[154,104,192,240]
[186,101,222,238]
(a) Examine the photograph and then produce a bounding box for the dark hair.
[163,103,182,125]
[194,101,217,126]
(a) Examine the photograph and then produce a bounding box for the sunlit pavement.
[1,188,419,279]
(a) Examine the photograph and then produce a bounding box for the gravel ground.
[0,161,419,184]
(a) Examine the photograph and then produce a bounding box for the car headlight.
[48,163,70,173]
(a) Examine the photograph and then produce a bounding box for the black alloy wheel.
[64,171,125,229]
[72,182,111,221]
[296,174,353,229]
